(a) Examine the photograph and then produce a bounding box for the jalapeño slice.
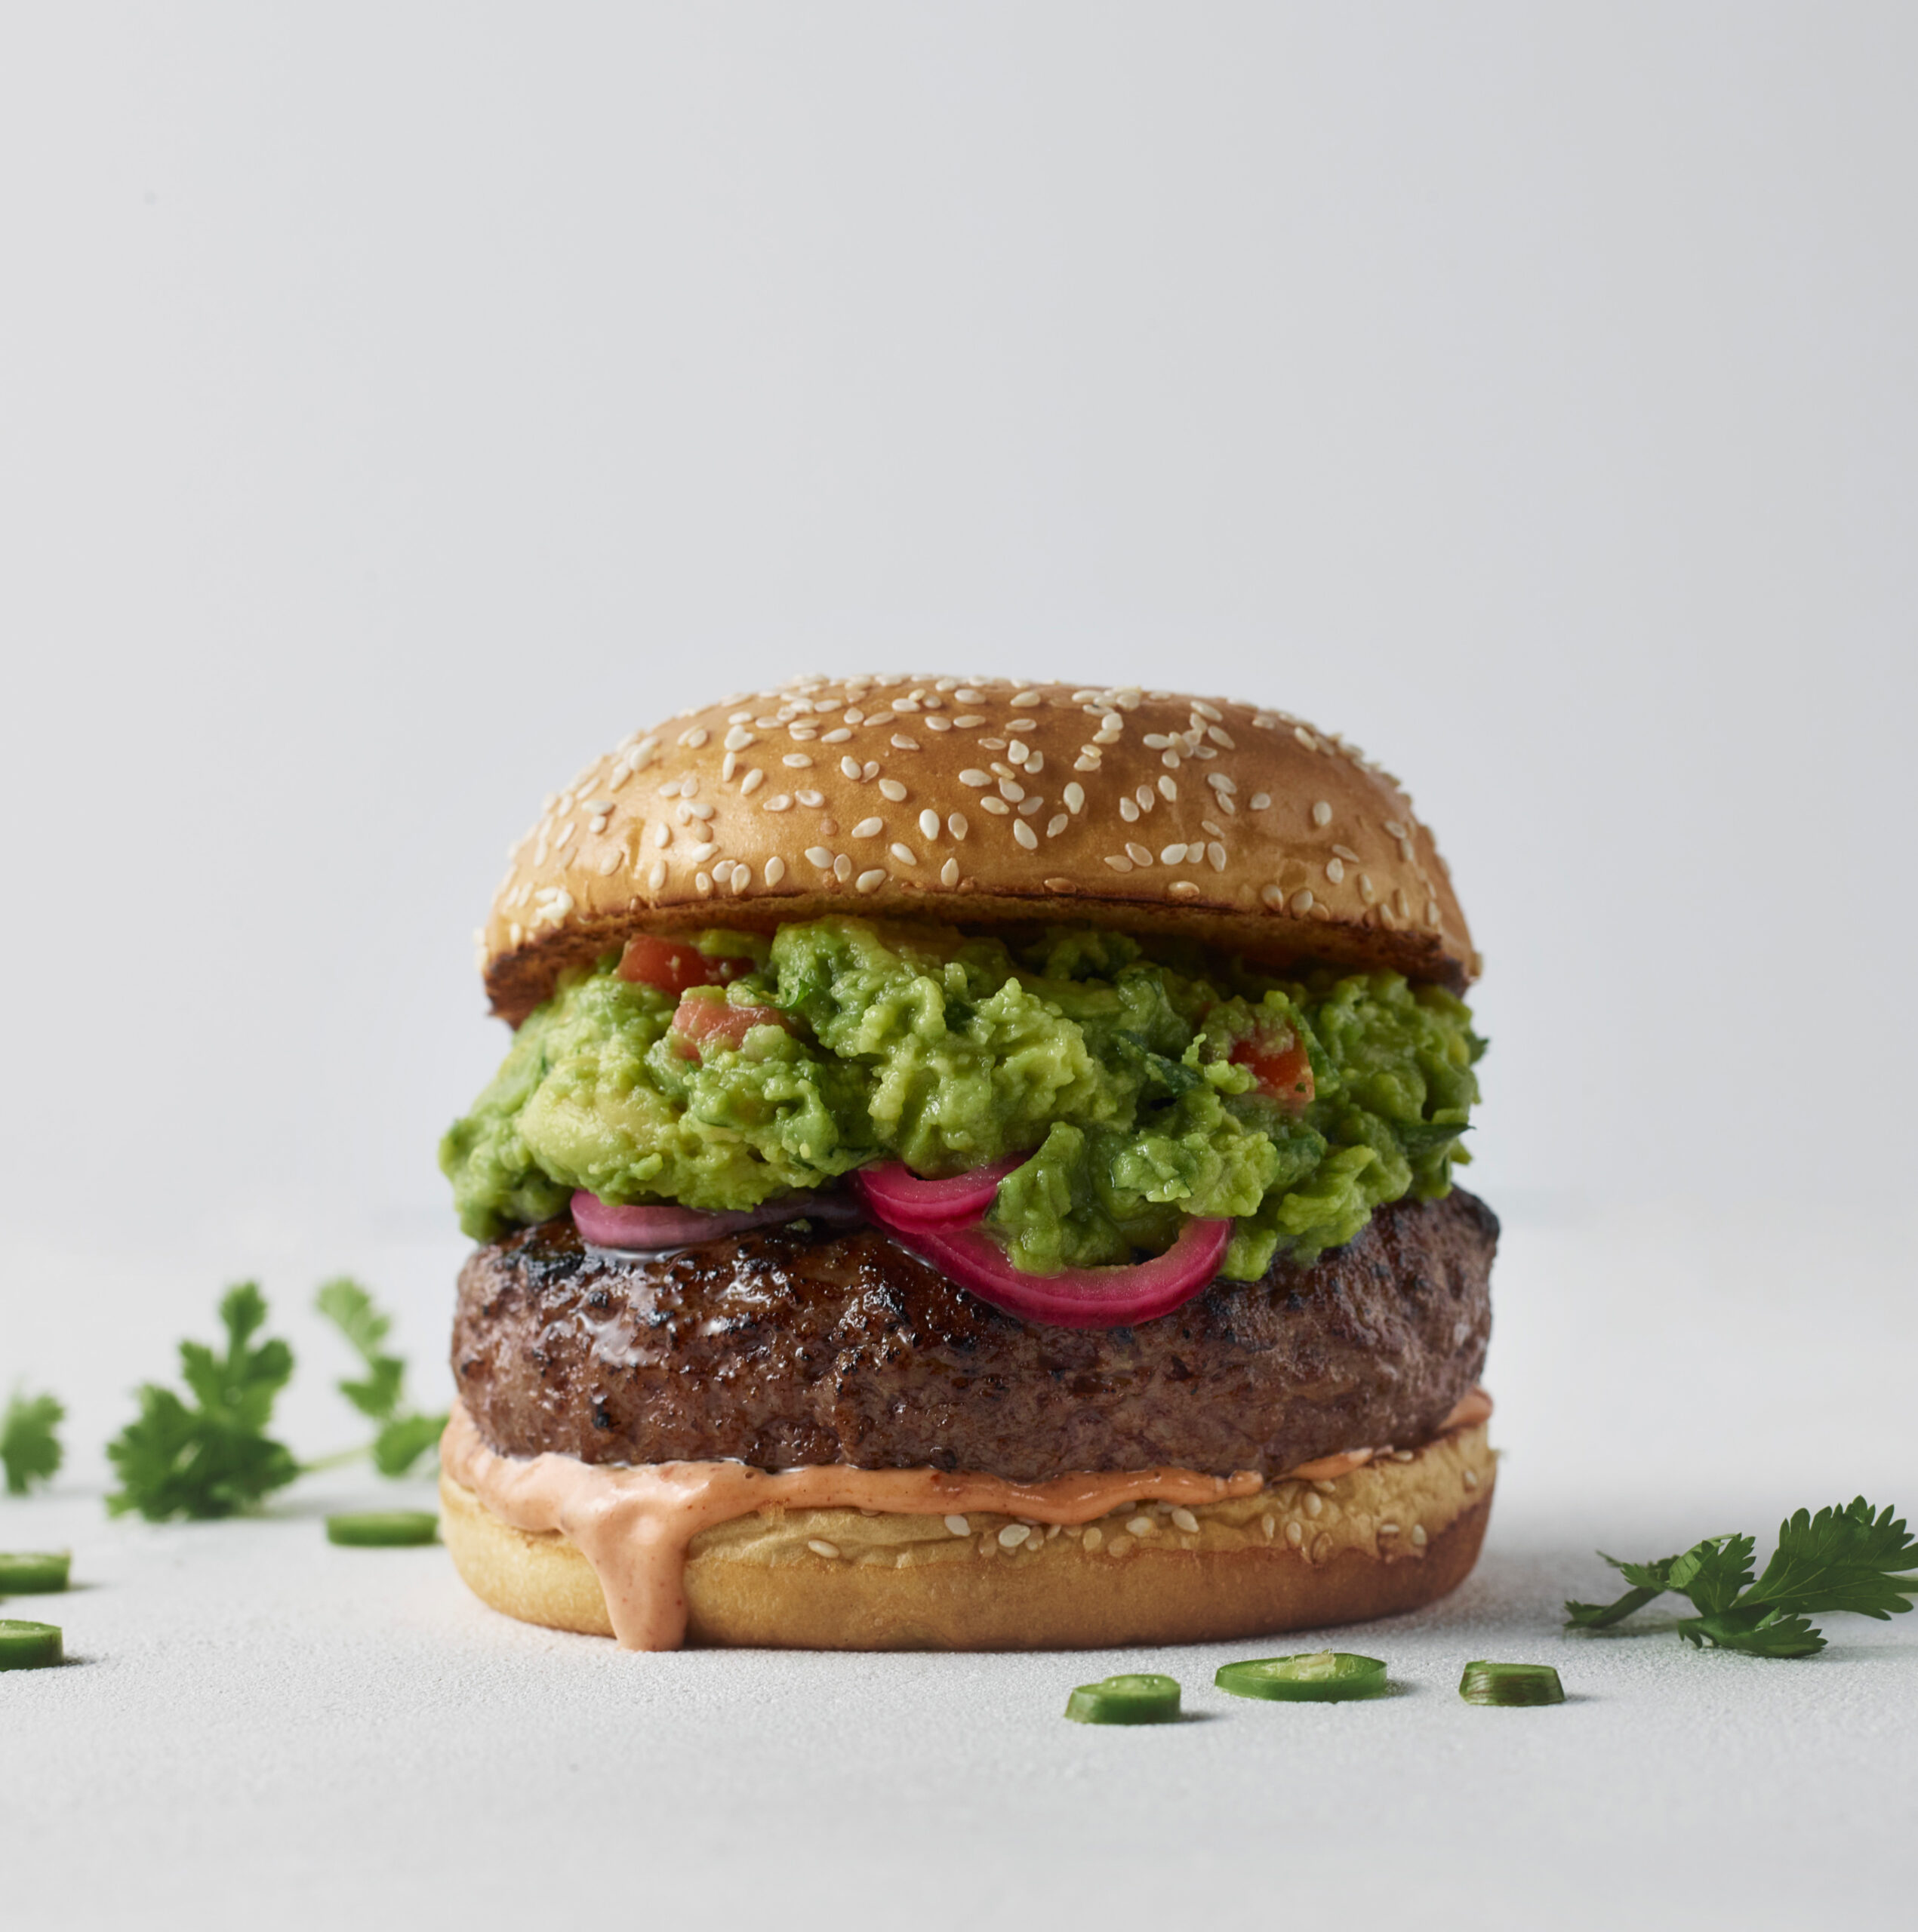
[0,1551,71,1594]
[1064,1672,1182,1724]
[0,1620,63,1670]
[1215,1651,1387,1703]
[1458,1660,1565,1706]
[325,1511,439,1548]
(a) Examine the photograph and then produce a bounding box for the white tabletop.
[6,1209,1915,1932]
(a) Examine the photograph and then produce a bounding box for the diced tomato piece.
[618,935,748,995]
[670,992,790,1059]
[1230,1026,1315,1115]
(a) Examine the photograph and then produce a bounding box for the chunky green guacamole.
[441,918,1484,1278]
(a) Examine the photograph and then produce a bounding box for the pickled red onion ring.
[883,1216,1233,1331]
[852,1157,1024,1229]
[571,1189,854,1252]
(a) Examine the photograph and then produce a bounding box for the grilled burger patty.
[452,1189,1496,1481]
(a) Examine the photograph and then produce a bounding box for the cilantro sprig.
[313,1279,448,1476]
[2,1388,66,1496]
[1566,1498,1918,1657]
[106,1285,299,1521]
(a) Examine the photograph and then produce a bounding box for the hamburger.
[437,675,1495,1651]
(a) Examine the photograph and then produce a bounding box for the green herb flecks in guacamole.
[440,918,1483,1277]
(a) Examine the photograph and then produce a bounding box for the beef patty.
[451,1189,1496,1481]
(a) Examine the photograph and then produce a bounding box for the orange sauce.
[442,1386,1492,1652]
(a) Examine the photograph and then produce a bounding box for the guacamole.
[441,917,1484,1278]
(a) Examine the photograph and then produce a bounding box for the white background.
[2,8,1914,1927]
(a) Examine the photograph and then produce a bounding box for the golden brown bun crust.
[438,1426,1495,1651]
[482,677,1476,1022]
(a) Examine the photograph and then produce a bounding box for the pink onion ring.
[571,1189,854,1252]
[851,1156,1025,1229]
[882,1216,1233,1331]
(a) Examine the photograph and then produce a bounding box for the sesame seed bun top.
[481,675,1477,1023]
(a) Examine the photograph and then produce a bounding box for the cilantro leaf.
[2,1388,65,1496]
[315,1278,447,1477]
[1566,1499,1916,1657]
[1679,1606,1827,1659]
[106,1285,298,1521]
[1666,1535,1756,1617]
[1744,1500,1918,1622]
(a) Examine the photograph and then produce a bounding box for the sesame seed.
[1411,1524,1427,1546]
[1158,775,1178,801]
[728,863,751,893]
[851,817,883,838]
[1013,820,1038,849]
[723,727,756,752]
[1304,1492,1324,1518]
[839,756,861,780]
[1192,700,1221,722]
[1010,690,1041,706]
[952,713,984,728]
[925,716,950,731]
[1378,1522,1400,1537]
[940,858,960,887]
[1310,1532,1333,1563]
[878,778,907,801]
[1325,858,1345,883]
[855,869,885,894]
[999,1524,1031,1548]
[1462,1469,1479,1490]
[959,769,990,787]
[948,813,968,838]
[1262,1515,1276,1540]
[805,847,833,869]
[890,843,918,866]
[1170,1506,1200,1534]
[1384,819,1407,840]
[740,768,765,795]
[1208,726,1235,749]
[1119,798,1140,823]
[1358,872,1377,903]
[784,753,812,768]
[999,778,1025,802]
[1126,1515,1154,1537]
[1285,1519,1304,1547]
[646,860,666,891]
[1168,881,1201,899]
[684,841,716,863]
[694,871,713,894]
[1310,800,1332,827]
[1143,733,1171,750]
[1075,755,1100,771]
[1392,1448,1415,1463]
[682,727,710,749]
[1208,842,1227,870]
[807,1539,841,1559]
[891,736,919,752]
[944,1515,969,1536]
[1332,843,1359,861]
[1125,842,1153,866]
[916,808,941,839]
[765,857,786,887]
[1104,855,1133,872]
[1063,782,1085,813]
[820,728,851,743]
[1047,814,1068,838]
[980,796,1009,815]
[833,854,852,881]
[1083,1526,1104,1551]
[1159,842,1186,866]
[1249,791,1271,810]
[1289,889,1315,914]
[954,689,984,704]
[652,822,671,846]
[1134,785,1154,812]
[797,789,824,808]
[1017,795,1044,817]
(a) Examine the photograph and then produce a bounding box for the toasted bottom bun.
[439,1422,1495,1651]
